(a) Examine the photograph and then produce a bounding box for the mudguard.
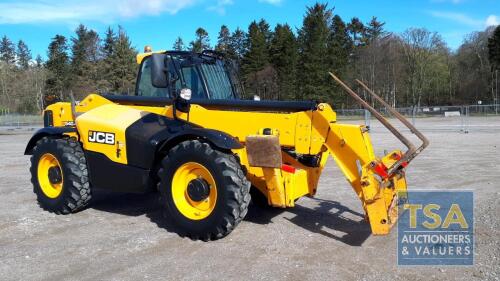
[158,127,243,152]
[24,127,77,155]
[125,113,242,169]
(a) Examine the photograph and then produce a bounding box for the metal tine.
[328,72,428,174]
[355,79,429,160]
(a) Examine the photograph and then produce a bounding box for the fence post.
[364,109,371,128]
[465,106,469,133]
[412,106,416,126]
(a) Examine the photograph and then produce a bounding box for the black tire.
[158,140,251,241]
[30,137,91,214]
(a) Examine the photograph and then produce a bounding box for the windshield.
[200,60,234,99]
[169,54,241,100]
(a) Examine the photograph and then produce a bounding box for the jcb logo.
[88,131,115,145]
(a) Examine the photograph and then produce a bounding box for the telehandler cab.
[25,49,428,240]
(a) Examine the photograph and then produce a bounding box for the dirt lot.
[1,117,499,281]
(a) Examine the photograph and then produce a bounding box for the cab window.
[136,57,169,97]
[169,57,207,99]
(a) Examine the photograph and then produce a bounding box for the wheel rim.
[172,162,217,220]
[37,153,63,199]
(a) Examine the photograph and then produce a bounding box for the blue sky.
[0,0,498,59]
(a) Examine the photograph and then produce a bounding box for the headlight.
[180,88,192,101]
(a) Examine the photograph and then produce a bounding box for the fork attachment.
[326,73,429,234]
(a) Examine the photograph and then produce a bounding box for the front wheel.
[30,137,91,214]
[158,140,251,241]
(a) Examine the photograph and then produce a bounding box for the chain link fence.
[1,104,499,132]
[0,109,42,128]
[336,104,500,133]
[337,104,500,118]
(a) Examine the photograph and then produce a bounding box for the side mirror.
[150,53,168,88]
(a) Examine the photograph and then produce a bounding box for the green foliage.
[488,25,500,71]
[365,17,386,43]
[241,20,273,97]
[348,17,365,47]
[228,28,247,65]
[242,21,270,75]
[99,27,117,93]
[269,24,298,100]
[35,54,43,68]
[70,24,101,98]
[327,15,352,104]
[190,28,210,52]
[41,24,137,105]
[297,3,332,101]
[0,36,16,65]
[215,25,231,53]
[103,27,116,58]
[3,2,497,115]
[173,36,185,51]
[44,35,69,105]
[16,40,32,70]
[107,27,138,94]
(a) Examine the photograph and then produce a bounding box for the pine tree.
[173,36,185,51]
[86,30,101,85]
[269,24,298,100]
[327,15,352,104]
[229,28,247,63]
[108,26,137,94]
[71,24,90,73]
[215,25,232,54]
[17,40,32,70]
[103,27,116,59]
[190,28,210,53]
[365,16,386,44]
[328,15,352,73]
[242,21,269,75]
[297,3,332,101]
[240,20,278,99]
[70,24,101,98]
[97,27,117,92]
[241,21,272,97]
[258,19,273,44]
[0,35,16,65]
[35,54,43,68]
[44,35,69,105]
[489,25,500,71]
[348,17,365,47]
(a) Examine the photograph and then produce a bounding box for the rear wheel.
[30,137,91,214]
[158,140,251,240]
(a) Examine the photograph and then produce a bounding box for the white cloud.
[429,11,500,28]
[258,0,283,6]
[207,0,234,15]
[485,15,499,27]
[429,11,482,26]
[0,0,197,24]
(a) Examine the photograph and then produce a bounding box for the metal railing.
[336,104,500,133]
[0,112,42,127]
[0,103,499,132]
[337,104,500,118]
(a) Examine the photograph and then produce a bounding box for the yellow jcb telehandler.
[25,49,428,240]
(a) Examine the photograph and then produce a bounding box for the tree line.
[0,2,499,113]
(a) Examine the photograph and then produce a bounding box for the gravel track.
[0,117,499,281]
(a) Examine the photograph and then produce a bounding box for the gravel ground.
[0,116,499,281]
